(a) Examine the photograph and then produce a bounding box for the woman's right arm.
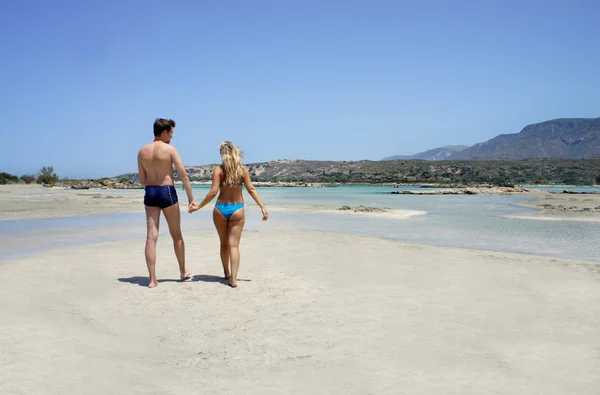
[191,166,221,212]
[243,167,268,221]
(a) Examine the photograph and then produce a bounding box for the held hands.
[188,201,200,214]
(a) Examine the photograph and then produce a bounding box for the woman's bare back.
[216,165,245,204]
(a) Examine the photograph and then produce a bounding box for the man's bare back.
[138,141,178,187]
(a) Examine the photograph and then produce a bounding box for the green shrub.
[37,166,59,185]
[20,174,36,184]
[0,172,19,185]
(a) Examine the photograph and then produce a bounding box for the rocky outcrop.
[392,186,528,195]
[392,189,465,195]
[338,205,389,212]
[56,178,144,190]
[252,181,334,188]
[561,189,599,194]
[538,203,600,212]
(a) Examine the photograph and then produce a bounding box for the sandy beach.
[1,229,599,394]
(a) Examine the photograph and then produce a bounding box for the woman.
[189,141,268,287]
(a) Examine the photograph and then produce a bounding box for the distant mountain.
[382,145,470,161]
[447,117,600,160]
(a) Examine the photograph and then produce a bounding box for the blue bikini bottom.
[215,203,244,220]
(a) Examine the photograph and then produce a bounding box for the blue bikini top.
[219,182,244,187]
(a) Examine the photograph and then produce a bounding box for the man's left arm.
[171,147,195,205]
[137,152,147,186]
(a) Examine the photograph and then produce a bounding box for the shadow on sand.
[117,276,185,287]
[192,274,252,284]
[118,274,251,287]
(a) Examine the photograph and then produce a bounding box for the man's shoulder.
[161,142,178,153]
[139,141,158,150]
[138,143,151,155]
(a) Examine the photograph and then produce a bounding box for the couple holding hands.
[137,118,268,289]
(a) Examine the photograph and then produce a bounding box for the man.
[137,118,196,288]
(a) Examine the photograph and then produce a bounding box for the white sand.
[0,184,146,220]
[1,230,599,394]
[506,214,600,222]
[259,204,428,219]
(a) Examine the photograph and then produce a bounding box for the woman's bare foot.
[229,278,238,288]
[224,271,231,280]
[180,268,192,281]
[148,280,158,288]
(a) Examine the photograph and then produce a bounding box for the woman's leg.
[227,208,246,287]
[213,208,231,278]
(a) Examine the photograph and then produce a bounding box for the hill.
[448,117,600,160]
[382,145,470,161]
[117,158,600,186]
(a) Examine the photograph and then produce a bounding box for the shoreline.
[1,184,599,222]
[4,228,600,267]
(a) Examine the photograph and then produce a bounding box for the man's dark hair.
[153,118,176,137]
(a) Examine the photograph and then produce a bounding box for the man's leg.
[145,205,162,288]
[163,203,192,280]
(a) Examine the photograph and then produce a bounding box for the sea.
[1,184,599,262]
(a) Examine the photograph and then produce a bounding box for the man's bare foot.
[180,268,192,281]
[148,280,158,288]
[229,278,238,288]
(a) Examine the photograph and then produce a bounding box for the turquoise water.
[1,185,598,262]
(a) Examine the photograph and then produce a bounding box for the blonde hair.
[219,141,245,186]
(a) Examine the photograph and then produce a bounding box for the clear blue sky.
[1,0,599,178]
